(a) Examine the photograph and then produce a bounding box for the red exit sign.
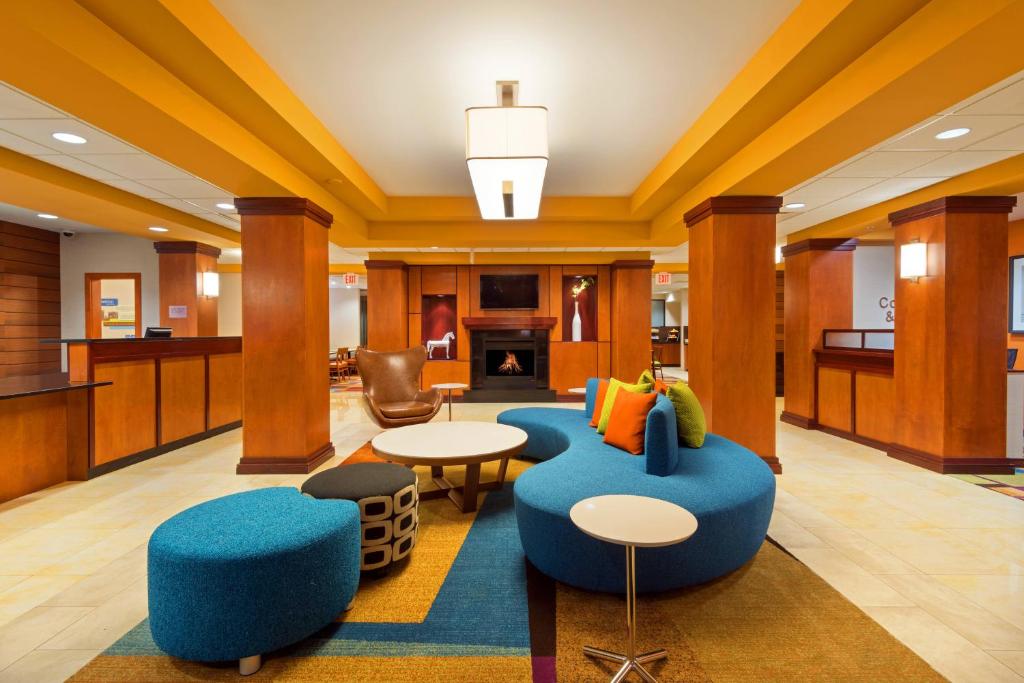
[655,272,672,286]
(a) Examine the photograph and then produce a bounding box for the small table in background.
[567,387,586,395]
[432,382,469,421]
[570,495,698,682]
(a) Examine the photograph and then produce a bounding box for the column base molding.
[886,444,1024,474]
[759,455,782,475]
[236,442,335,474]
[780,411,816,429]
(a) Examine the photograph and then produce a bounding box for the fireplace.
[464,319,556,402]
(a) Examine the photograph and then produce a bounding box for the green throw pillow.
[666,381,706,448]
[637,369,656,387]
[597,378,652,434]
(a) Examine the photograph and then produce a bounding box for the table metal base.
[583,545,668,682]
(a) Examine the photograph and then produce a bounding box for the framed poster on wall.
[1011,256,1024,333]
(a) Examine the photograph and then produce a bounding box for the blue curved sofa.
[500,378,775,593]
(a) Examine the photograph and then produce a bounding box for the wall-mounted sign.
[100,298,118,307]
[655,272,672,286]
[168,305,188,319]
[342,272,359,287]
[878,297,895,323]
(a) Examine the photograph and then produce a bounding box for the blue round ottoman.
[148,487,361,674]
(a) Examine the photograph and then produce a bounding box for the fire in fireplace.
[498,351,523,375]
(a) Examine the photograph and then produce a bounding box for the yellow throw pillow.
[666,381,706,448]
[597,378,652,434]
[637,369,656,387]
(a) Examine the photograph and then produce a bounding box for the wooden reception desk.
[61,336,243,475]
[0,373,109,503]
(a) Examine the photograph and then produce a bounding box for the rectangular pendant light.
[465,103,548,220]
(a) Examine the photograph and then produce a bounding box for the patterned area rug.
[951,472,1024,501]
[71,458,942,682]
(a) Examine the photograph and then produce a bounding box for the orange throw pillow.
[603,390,657,455]
[653,379,670,395]
[589,379,610,427]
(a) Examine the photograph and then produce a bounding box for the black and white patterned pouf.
[301,463,418,572]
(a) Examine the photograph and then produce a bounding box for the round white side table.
[431,382,468,421]
[569,495,698,683]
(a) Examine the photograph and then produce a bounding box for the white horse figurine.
[426,331,455,359]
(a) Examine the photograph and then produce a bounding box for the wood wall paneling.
[237,199,334,473]
[420,359,471,395]
[816,367,852,432]
[610,261,653,383]
[456,266,470,361]
[0,222,60,377]
[93,359,157,466]
[598,341,611,378]
[366,262,409,352]
[159,356,206,444]
[549,341,598,394]
[855,372,894,443]
[597,265,611,342]
[408,313,422,348]
[686,198,781,470]
[208,352,242,428]
[421,266,457,295]
[407,266,421,314]
[548,266,563,341]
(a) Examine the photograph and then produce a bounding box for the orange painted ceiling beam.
[365,221,651,249]
[786,152,1024,241]
[0,148,240,248]
[630,0,930,220]
[0,0,366,244]
[650,0,1024,241]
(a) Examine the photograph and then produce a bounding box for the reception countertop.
[0,373,111,402]
[44,336,240,344]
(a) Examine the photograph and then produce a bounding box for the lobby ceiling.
[210,0,798,196]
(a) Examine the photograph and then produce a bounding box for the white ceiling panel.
[203,213,241,230]
[900,150,1018,178]
[101,178,170,198]
[882,114,1024,151]
[0,118,137,154]
[828,151,947,178]
[140,177,230,197]
[183,197,237,213]
[0,129,54,156]
[76,153,188,180]
[965,124,1024,151]
[783,177,883,204]
[959,77,1024,116]
[33,154,121,181]
[154,197,211,214]
[0,87,62,119]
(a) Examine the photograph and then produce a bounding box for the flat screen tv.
[480,274,539,310]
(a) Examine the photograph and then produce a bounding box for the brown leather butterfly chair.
[356,346,442,428]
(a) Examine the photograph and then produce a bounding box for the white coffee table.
[432,382,469,421]
[570,495,698,682]
[372,421,527,513]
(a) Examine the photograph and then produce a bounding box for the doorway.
[85,273,142,339]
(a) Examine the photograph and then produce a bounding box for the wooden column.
[234,198,333,474]
[685,196,782,473]
[365,260,408,351]
[154,241,221,337]
[888,196,1018,473]
[780,239,856,428]
[610,260,653,381]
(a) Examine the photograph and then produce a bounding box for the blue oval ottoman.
[148,487,361,675]
[500,377,775,594]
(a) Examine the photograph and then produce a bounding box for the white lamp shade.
[201,271,220,297]
[466,106,548,220]
[900,242,927,279]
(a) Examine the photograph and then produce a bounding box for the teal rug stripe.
[105,487,531,657]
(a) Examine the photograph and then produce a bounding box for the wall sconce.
[775,245,782,264]
[201,271,220,298]
[900,240,927,281]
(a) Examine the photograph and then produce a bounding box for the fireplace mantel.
[462,316,557,330]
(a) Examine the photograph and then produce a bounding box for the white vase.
[572,300,582,342]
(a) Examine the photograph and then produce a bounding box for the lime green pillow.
[597,378,652,434]
[666,381,706,448]
[637,369,656,387]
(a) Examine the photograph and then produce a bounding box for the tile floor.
[0,393,1021,682]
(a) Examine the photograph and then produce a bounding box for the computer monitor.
[144,327,173,338]
[1010,348,1019,370]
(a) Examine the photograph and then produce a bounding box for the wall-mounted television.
[480,274,539,309]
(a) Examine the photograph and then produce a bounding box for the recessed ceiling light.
[215,202,235,211]
[37,213,58,220]
[148,226,169,233]
[784,202,806,209]
[51,132,87,144]
[934,127,970,140]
